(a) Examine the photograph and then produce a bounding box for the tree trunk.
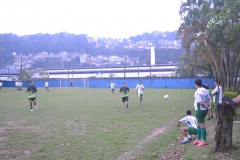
[233,63,240,92]
[212,104,234,152]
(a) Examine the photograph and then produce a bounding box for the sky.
[0,0,182,39]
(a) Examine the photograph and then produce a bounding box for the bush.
[223,91,238,98]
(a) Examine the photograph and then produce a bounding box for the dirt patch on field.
[0,150,31,160]
[0,120,53,159]
[66,120,86,136]
[2,120,52,137]
[116,126,168,160]
[145,127,167,140]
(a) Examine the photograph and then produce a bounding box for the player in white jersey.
[0,81,3,90]
[18,81,23,92]
[135,80,144,106]
[110,82,115,94]
[15,81,19,92]
[211,80,222,110]
[177,110,197,144]
[45,81,49,92]
[193,79,211,147]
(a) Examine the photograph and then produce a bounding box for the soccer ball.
[164,95,169,99]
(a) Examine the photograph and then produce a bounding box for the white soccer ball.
[164,95,169,99]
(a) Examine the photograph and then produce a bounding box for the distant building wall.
[2,78,214,89]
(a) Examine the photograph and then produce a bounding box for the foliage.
[19,69,31,81]
[224,91,238,98]
[178,0,240,90]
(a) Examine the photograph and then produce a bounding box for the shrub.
[223,91,238,98]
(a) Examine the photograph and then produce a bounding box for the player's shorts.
[111,89,114,92]
[195,110,208,123]
[188,127,197,135]
[138,93,143,97]
[29,97,36,101]
[122,96,128,102]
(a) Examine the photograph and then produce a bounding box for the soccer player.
[45,81,49,91]
[15,80,19,92]
[0,81,3,90]
[119,82,130,109]
[18,81,23,92]
[211,80,222,111]
[202,85,213,121]
[177,110,197,144]
[26,81,38,112]
[110,81,115,94]
[135,80,144,106]
[193,79,211,146]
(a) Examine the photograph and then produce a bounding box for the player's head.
[139,80,142,85]
[30,81,34,86]
[186,110,191,115]
[123,82,126,87]
[195,79,202,88]
[214,79,220,86]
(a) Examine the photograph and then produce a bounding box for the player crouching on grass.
[26,81,38,112]
[177,110,197,144]
[119,82,130,109]
[193,79,211,146]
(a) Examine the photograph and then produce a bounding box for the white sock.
[188,135,191,139]
[184,137,188,141]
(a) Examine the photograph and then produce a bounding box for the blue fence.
[1,78,214,89]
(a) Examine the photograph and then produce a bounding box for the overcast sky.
[0,0,182,38]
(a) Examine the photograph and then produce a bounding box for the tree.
[19,69,31,81]
[178,0,240,153]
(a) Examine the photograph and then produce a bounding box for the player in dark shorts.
[119,82,130,109]
[26,81,38,111]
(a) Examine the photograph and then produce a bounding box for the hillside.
[0,31,185,69]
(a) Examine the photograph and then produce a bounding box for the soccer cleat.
[34,105,37,109]
[193,140,201,145]
[188,138,192,141]
[197,141,208,146]
[31,109,33,112]
[181,139,189,144]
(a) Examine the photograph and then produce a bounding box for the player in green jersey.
[26,81,38,111]
[119,82,130,109]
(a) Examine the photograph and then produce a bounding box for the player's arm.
[127,87,130,94]
[211,87,218,96]
[26,87,29,95]
[177,117,187,127]
[177,120,181,127]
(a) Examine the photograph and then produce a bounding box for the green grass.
[0,88,239,160]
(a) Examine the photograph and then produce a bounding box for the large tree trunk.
[212,104,234,152]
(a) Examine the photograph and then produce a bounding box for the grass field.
[0,88,240,160]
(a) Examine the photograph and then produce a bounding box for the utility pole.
[20,56,22,81]
[124,52,126,78]
[7,65,9,78]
